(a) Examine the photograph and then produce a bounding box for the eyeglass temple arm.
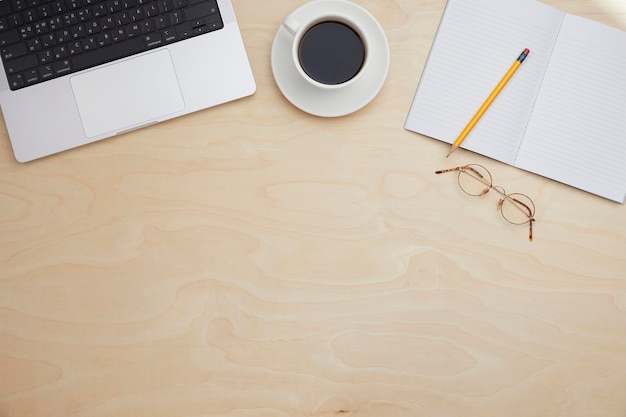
[503,196,535,242]
[435,167,462,175]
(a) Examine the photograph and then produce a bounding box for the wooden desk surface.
[1,1,625,416]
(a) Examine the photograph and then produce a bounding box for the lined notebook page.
[405,0,563,164]
[515,15,626,203]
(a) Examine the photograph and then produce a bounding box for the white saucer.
[271,0,390,117]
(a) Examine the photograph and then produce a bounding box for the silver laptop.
[0,0,256,162]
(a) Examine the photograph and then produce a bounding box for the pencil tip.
[446,145,458,158]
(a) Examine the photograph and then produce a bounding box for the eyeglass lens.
[457,164,535,225]
[457,164,492,196]
[436,164,536,241]
[500,193,535,225]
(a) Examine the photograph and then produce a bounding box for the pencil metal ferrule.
[518,48,530,63]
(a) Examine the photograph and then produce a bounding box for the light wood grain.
[1,1,626,416]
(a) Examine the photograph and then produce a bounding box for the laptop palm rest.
[70,50,185,139]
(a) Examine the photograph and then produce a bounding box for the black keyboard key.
[7,73,25,89]
[92,3,107,18]
[51,1,66,14]
[107,0,123,13]
[169,10,183,25]
[41,33,55,48]
[206,16,222,31]
[100,16,115,30]
[24,68,39,84]
[85,19,100,35]
[34,21,49,36]
[38,48,53,64]
[53,58,71,75]
[158,0,174,14]
[140,18,155,33]
[47,17,63,31]
[37,4,53,19]
[18,25,35,39]
[12,0,28,12]
[81,36,97,51]
[23,9,37,24]
[0,29,20,46]
[161,27,176,43]
[0,2,12,17]
[175,22,191,38]
[67,0,81,10]
[96,31,111,46]
[25,37,42,52]
[125,22,141,37]
[71,35,142,71]
[68,40,82,54]
[144,3,159,18]
[129,7,144,22]
[4,53,37,73]
[155,15,168,29]
[115,10,131,26]
[111,28,126,42]
[77,7,92,23]
[184,1,217,21]
[70,24,86,39]
[8,13,24,27]
[144,32,162,48]
[53,44,69,59]
[56,28,71,43]
[39,63,54,80]
[1,41,27,59]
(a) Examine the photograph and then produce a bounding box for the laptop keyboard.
[0,0,224,91]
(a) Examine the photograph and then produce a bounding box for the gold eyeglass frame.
[436,164,536,241]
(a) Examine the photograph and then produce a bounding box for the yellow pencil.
[447,48,530,158]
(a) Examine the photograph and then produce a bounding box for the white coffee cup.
[282,11,370,90]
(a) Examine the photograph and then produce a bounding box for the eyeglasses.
[435,164,536,241]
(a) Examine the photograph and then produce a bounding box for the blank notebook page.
[405,0,563,164]
[515,15,626,202]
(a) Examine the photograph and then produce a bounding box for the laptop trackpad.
[71,50,185,138]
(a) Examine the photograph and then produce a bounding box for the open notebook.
[405,0,626,203]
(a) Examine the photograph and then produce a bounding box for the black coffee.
[298,21,365,85]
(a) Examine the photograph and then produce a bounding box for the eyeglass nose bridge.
[492,185,507,196]
[437,164,537,241]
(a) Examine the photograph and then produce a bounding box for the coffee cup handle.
[282,15,300,37]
